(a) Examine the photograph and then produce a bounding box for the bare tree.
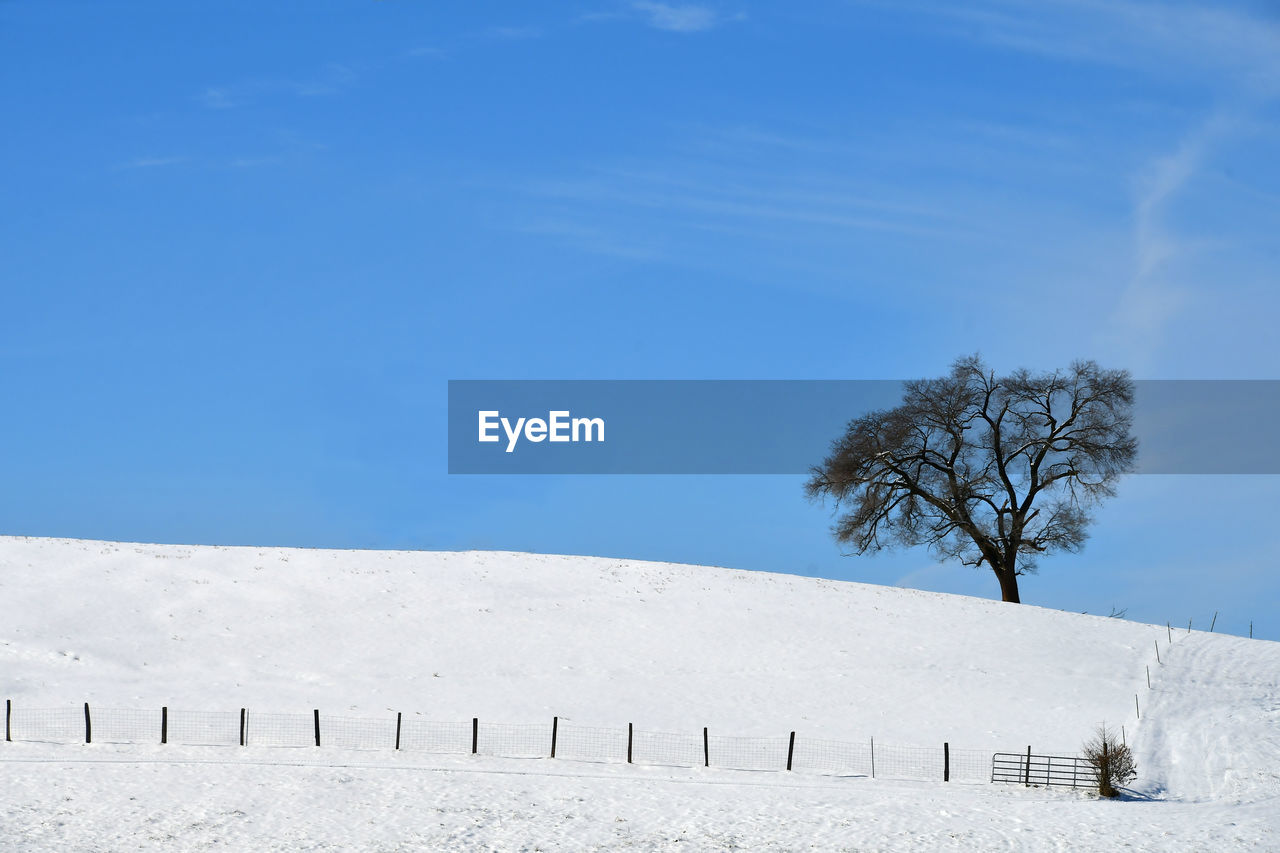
[805,356,1137,603]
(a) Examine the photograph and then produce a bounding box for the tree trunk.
[995,569,1021,603]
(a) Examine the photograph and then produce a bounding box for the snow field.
[1,536,1277,850]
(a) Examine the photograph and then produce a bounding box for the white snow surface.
[1,536,1277,851]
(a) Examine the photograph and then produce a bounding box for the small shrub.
[1082,724,1136,797]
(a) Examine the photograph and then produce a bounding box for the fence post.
[395,712,402,750]
[240,708,246,746]
[84,703,92,744]
[1155,641,1161,664]
[1167,622,1171,643]
[161,706,168,745]
[870,737,875,779]
[1147,666,1151,689]
[1024,745,1031,787]
[787,731,796,771]
[1210,611,1218,632]
[1135,694,1140,720]
[314,709,321,747]
[551,716,558,758]
[472,717,478,754]
[944,742,950,782]
[703,727,709,768]
[5,699,10,742]
[627,723,633,764]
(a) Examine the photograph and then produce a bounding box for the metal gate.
[991,752,1094,788]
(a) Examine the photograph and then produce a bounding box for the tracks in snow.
[1134,632,1280,805]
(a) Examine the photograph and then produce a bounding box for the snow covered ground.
[1,536,1277,850]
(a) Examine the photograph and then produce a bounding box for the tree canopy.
[805,356,1137,603]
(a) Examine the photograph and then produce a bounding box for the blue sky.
[3,1,1279,638]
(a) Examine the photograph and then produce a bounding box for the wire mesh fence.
[319,714,398,751]
[555,721,628,763]
[707,734,790,772]
[477,722,550,758]
[8,706,84,744]
[632,728,704,768]
[397,718,471,754]
[874,743,943,780]
[245,711,314,748]
[94,708,163,745]
[2,699,1071,786]
[950,747,994,783]
[790,735,871,775]
[166,709,240,746]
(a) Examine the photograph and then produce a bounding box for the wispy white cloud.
[901,0,1280,95]
[502,124,986,277]
[291,63,357,96]
[1132,115,1234,277]
[200,87,239,110]
[518,219,662,260]
[1101,112,1237,368]
[523,161,966,240]
[883,1,1280,368]
[631,2,727,33]
[115,156,187,170]
[199,62,358,109]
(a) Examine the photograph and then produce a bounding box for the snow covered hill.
[2,536,1277,851]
